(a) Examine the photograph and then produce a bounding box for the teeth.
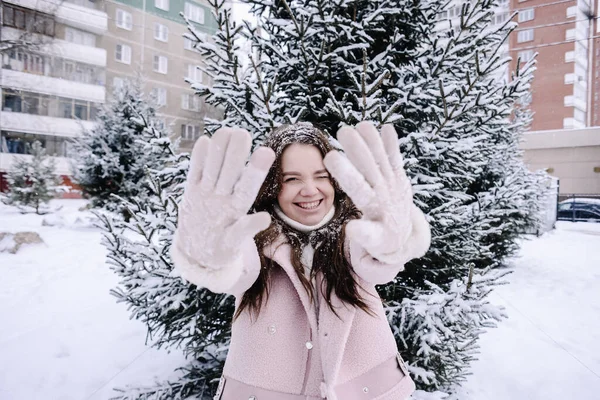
[297,200,321,210]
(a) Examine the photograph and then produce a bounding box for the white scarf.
[274,204,335,233]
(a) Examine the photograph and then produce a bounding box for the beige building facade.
[100,0,217,151]
[521,127,600,194]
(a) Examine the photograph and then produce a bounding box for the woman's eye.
[284,178,298,182]
[317,175,329,179]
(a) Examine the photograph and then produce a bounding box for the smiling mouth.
[295,199,323,210]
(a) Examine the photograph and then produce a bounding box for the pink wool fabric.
[172,206,431,400]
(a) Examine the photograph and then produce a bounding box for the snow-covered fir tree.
[71,79,161,216]
[2,141,62,214]
[96,109,235,399]
[102,0,548,398]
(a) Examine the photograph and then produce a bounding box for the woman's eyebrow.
[282,170,329,176]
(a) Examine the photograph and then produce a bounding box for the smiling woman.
[171,122,431,400]
[277,143,335,226]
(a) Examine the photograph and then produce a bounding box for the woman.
[171,121,431,400]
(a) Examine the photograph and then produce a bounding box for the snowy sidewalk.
[458,221,600,400]
[1,201,599,399]
[0,201,184,400]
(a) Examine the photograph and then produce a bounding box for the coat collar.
[263,234,357,387]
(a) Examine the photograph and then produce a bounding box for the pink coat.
[172,206,431,400]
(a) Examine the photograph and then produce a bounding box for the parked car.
[557,198,600,223]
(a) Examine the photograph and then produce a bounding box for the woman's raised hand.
[324,121,415,264]
[174,128,275,269]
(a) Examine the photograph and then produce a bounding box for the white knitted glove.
[324,121,430,265]
[171,128,275,293]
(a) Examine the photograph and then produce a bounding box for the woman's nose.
[300,181,319,197]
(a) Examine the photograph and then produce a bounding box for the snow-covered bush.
[71,79,162,217]
[2,141,62,214]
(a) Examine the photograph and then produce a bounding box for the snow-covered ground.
[1,200,599,399]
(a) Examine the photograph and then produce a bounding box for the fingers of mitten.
[324,151,375,210]
[215,129,252,195]
[226,212,272,244]
[381,125,407,179]
[187,135,210,185]
[355,121,394,182]
[337,125,383,188]
[200,128,233,192]
[232,147,275,212]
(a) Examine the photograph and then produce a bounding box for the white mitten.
[324,121,431,266]
[171,128,275,294]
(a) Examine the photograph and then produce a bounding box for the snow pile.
[0,232,44,254]
[41,207,98,229]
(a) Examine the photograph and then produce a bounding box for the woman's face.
[277,143,335,226]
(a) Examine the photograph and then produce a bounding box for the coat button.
[305,341,313,349]
[362,386,369,393]
[268,325,276,335]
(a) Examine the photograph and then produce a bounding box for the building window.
[154,23,168,42]
[184,36,199,51]
[186,64,203,82]
[517,29,534,43]
[4,51,47,75]
[3,90,23,113]
[116,9,133,30]
[518,8,534,23]
[1,131,72,157]
[494,13,508,25]
[65,27,96,46]
[518,50,534,63]
[184,2,205,24]
[116,44,132,64]
[2,90,98,121]
[181,94,201,111]
[151,87,167,106]
[153,55,168,74]
[181,124,201,140]
[448,6,461,19]
[436,10,448,20]
[1,4,55,36]
[155,0,169,11]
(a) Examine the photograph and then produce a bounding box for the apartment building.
[510,0,593,131]
[100,0,217,151]
[0,0,108,190]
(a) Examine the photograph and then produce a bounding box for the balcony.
[1,69,105,103]
[0,112,96,138]
[56,1,107,35]
[1,27,107,67]
[4,0,107,35]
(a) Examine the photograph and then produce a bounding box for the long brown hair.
[234,123,374,320]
